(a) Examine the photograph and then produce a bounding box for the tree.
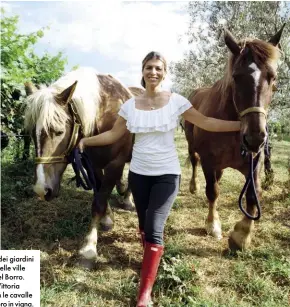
[1,9,67,136]
[170,2,290,121]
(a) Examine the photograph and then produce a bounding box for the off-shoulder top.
[118,93,192,175]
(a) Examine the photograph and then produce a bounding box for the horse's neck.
[218,82,239,120]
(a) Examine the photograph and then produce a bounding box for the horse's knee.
[99,205,114,231]
[116,179,127,195]
[206,183,219,202]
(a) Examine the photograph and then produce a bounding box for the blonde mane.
[24,67,101,136]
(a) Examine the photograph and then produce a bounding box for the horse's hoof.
[100,216,114,232]
[79,244,97,260]
[189,182,200,194]
[206,220,222,240]
[228,236,243,252]
[115,195,135,211]
[228,232,251,251]
[77,257,96,270]
[120,201,135,211]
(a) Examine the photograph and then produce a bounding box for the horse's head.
[24,68,100,201]
[224,24,285,153]
[24,81,79,201]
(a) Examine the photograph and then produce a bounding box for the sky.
[2,1,193,89]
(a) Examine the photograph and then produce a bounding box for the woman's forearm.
[183,108,240,132]
[83,130,116,147]
[204,117,240,132]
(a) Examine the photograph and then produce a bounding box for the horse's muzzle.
[243,132,266,153]
[44,186,54,201]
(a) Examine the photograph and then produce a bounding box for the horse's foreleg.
[229,166,261,250]
[115,164,135,211]
[204,168,223,240]
[93,168,103,191]
[116,165,127,195]
[79,215,100,259]
[78,166,114,260]
[116,165,135,211]
[189,152,200,194]
[98,161,131,231]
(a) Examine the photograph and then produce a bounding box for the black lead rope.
[68,148,99,208]
[238,151,262,220]
[264,125,270,158]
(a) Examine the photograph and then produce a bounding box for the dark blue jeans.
[129,171,180,245]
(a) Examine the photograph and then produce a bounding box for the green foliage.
[156,253,199,306]
[1,9,67,135]
[171,2,290,124]
[220,249,290,306]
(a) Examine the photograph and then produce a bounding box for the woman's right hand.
[76,116,128,150]
[78,138,86,153]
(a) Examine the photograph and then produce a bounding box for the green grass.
[1,133,290,307]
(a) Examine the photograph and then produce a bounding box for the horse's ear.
[24,82,38,96]
[268,23,286,47]
[56,81,78,105]
[224,28,241,55]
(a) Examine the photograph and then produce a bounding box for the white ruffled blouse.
[118,93,192,175]
[118,93,192,133]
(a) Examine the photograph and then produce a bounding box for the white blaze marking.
[249,62,261,87]
[34,122,46,197]
[36,164,45,187]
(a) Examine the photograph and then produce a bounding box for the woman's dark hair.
[141,51,167,88]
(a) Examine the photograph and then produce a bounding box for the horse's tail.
[179,117,185,132]
[184,114,195,168]
[184,89,201,167]
[262,138,274,190]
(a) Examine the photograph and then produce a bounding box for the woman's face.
[142,58,166,88]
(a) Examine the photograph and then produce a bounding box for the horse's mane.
[216,38,281,108]
[24,67,101,137]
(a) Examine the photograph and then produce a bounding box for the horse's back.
[97,74,133,103]
[188,87,212,110]
[90,74,136,167]
[128,86,145,97]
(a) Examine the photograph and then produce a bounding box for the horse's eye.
[267,72,276,83]
[55,131,64,136]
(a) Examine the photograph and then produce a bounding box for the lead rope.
[238,151,262,220]
[68,148,99,209]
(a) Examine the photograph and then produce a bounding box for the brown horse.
[24,67,144,260]
[185,25,285,250]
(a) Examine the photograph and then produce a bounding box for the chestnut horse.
[185,26,285,250]
[24,67,144,260]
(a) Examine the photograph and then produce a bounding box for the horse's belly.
[89,138,133,168]
[193,133,244,169]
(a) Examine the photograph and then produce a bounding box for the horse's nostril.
[243,132,266,153]
[44,186,53,200]
[243,134,250,147]
[260,131,266,139]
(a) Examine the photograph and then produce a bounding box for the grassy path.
[1,132,289,306]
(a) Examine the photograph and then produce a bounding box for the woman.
[78,51,240,306]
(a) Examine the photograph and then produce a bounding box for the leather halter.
[35,101,82,164]
[239,106,267,118]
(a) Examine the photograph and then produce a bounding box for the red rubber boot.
[136,242,164,307]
